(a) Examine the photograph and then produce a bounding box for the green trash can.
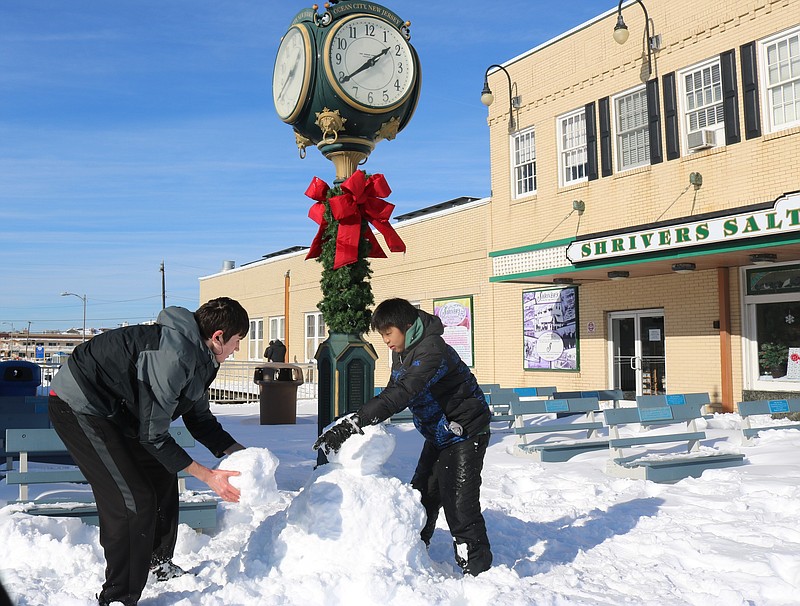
[253,363,304,425]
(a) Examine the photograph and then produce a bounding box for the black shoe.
[149,560,190,582]
[453,540,493,576]
[97,593,137,606]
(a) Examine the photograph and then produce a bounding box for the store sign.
[566,192,800,263]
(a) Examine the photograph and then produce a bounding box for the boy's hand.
[312,414,364,454]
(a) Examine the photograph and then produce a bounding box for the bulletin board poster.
[433,296,474,367]
[523,286,579,371]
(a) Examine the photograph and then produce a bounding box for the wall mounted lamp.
[689,172,703,189]
[481,64,521,133]
[672,262,696,274]
[613,0,661,80]
[749,253,777,265]
[608,270,630,280]
[553,277,574,285]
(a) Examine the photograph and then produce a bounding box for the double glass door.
[609,310,666,399]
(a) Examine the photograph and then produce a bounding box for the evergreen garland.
[315,184,374,335]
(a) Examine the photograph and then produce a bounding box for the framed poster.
[523,286,579,371]
[433,296,474,367]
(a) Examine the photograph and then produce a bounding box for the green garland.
[314,184,374,335]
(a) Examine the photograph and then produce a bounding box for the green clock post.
[271,0,421,462]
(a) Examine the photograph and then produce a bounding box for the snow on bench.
[737,398,800,444]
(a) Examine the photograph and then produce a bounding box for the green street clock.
[324,14,417,113]
[272,1,421,180]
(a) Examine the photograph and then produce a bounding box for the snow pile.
[218,447,279,507]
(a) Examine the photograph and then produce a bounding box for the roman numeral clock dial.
[324,15,416,113]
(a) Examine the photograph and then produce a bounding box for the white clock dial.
[325,15,416,112]
[273,25,312,123]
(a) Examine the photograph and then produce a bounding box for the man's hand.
[185,461,241,503]
[312,414,364,454]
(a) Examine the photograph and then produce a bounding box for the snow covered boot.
[453,540,493,577]
[148,559,190,582]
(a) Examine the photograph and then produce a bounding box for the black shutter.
[585,101,598,181]
[599,96,612,177]
[646,78,663,165]
[740,41,762,140]
[662,72,680,160]
[720,49,741,145]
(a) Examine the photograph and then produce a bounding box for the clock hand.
[277,50,301,100]
[339,46,390,83]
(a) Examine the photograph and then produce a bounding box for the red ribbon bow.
[305,171,406,269]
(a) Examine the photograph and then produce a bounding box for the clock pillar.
[272,1,420,463]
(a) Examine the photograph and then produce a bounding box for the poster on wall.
[433,296,474,367]
[523,286,578,371]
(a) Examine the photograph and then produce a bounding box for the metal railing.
[20,360,318,403]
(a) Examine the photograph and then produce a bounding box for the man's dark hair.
[195,297,250,342]
[370,298,418,332]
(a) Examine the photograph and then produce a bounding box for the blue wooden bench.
[372,387,414,424]
[485,387,556,425]
[603,393,745,483]
[1,411,52,471]
[4,426,219,532]
[552,389,624,408]
[508,395,609,462]
[737,398,800,444]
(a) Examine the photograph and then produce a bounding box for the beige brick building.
[201,0,800,411]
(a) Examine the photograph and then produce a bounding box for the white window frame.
[269,316,285,342]
[511,127,536,199]
[741,262,800,392]
[613,85,650,171]
[557,108,587,187]
[678,57,725,153]
[248,318,264,361]
[758,25,800,134]
[304,311,326,363]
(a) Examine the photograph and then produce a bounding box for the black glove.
[312,414,364,454]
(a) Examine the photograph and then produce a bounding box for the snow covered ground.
[1,399,799,605]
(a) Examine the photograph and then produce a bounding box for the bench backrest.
[514,386,557,398]
[636,393,710,408]
[5,426,197,501]
[0,396,50,414]
[603,399,707,461]
[737,398,800,441]
[553,389,623,406]
[6,426,195,454]
[509,396,603,444]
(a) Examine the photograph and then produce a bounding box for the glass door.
[609,310,666,399]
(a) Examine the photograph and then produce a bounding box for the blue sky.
[1,0,614,331]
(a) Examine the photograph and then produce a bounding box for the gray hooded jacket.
[50,306,236,473]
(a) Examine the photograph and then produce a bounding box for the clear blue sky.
[1,0,614,331]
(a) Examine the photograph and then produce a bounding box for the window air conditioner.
[687,128,716,151]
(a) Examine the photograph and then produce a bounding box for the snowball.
[217,447,279,506]
[327,422,395,476]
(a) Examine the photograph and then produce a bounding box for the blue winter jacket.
[358,309,490,449]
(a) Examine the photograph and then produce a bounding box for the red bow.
[305,171,406,269]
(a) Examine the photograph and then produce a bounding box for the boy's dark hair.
[195,297,250,342]
[370,298,418,332]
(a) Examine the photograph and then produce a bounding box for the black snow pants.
[49,396,180,606]
[411,433,492,575]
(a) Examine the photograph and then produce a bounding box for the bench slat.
[608,431,706,449]
[514,422,604,436]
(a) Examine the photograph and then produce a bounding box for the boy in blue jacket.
[314,298,493,576]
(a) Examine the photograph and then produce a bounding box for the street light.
[612,0,661,80]
[481,64,521,133]
[61,292,87,343]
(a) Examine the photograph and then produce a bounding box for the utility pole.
[25,321,31,358]
[284,270,290,355]
[160,261,166,310]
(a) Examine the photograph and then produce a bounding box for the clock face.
[325,15,416,113]
[273,25,312,123]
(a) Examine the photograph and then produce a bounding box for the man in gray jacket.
[49,297,249,606]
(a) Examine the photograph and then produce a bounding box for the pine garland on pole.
[304,170,406,335]
[316,184,374,335]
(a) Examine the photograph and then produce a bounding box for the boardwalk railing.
[22,360,318,404]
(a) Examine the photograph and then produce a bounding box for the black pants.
[49,397,179,605]
[411,434,492,573]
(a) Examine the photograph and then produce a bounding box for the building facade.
[200,0,799,411]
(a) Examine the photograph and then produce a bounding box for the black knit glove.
[312,414,364,454]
